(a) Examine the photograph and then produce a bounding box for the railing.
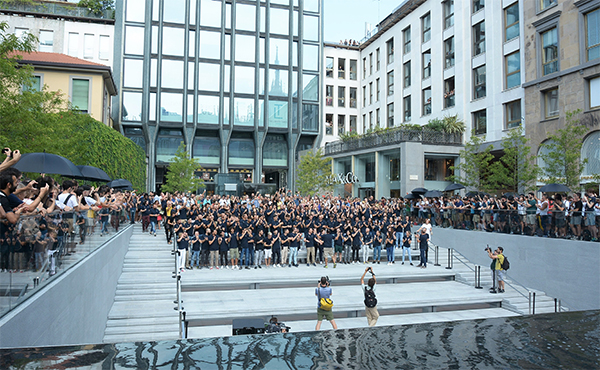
[172,246,186,339]
[324,129,463,156]
[0,1,114,21]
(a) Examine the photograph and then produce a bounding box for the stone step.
[105,316,180,328]
[104,322,179,336]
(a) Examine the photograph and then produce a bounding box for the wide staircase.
[103,225,179,343]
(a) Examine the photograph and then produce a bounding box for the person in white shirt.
[417,218,433,241]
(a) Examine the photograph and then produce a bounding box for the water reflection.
[1,311,598,369]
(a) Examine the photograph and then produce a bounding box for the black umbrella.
[539,183,571,193]
[12,152,83,178]
[107,179,133,189]
[466,191,489,198]
[404,193,422,200]
[411,187,428,194]
[423,190,443,198]
[74,165,111,182]
[444,183,465,192]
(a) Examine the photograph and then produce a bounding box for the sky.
[323,0,403,43]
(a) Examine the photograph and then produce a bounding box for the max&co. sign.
[327,172,360,185]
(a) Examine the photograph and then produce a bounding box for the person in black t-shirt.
[417,229,429,268]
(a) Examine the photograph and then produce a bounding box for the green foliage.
[488,126,539,193]
[448,135,495,192]
[77,0,114,16]
[161,142,204,194]
[296,148,332,196]
[0,22,146,190]
[425,118,445,132]
[540,110,589,191]
[339,131,360,142]
[442,114,466,134]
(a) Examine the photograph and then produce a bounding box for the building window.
[444,77,455,108]
[338,115,345,135]
[363,57,367,77]
[84,33,94,59]
[369,111,373,129]
[369,53,373,75]
[376,48,380,71]
[363,86,367,107]
[350,59,358,80]
[68,32,79,57]
[338,86,346,107]
[350,115,357,132]
[423,87,432,116]
[338,58,346,79]
[350,87,357,108]
[505,3,519,41]
[586,8,599,61]
[369,82,373,104]
[387,103,394,127]
[14,27,28,39]
[362,114,367,132]
[505,51,521,89]
[376,108,380,127]
[505,100,521,129]
[422,13,431,43]
[591,76,600,109]
[542,28,558,75]
[423,50,431,79]
[540,0,557,11]
[473,0,484,13]
[376,78,380,101]
[326,85,333,106]
[473,21,486,56]
[473,109,486,135]
[403,95,411,122]
[99,35,110,60]
[71,78,90,113]
[28,75,42,92]
[444,1,454,29]
[326,57,333,78]
[403,61,411,88]
[544,88,559,118]
[387,38,394,64]
[387,70,394,96]
[326,113,333,135]
[473,65,486,99]
[444,37,454,68]
[38,30,53,52]
[403,27,411,54]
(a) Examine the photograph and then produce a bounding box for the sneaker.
[324,265,328,268]
[410,263,414,266]
[254,266,257,269]
[288,264,291,268]
[377,261,380,264]
[210,267,213,270]
[258,265,262,269]
[307,263,310,267]
[490,289,497,294]
[245,266,250,269]
[401,262,404,265]
[295,264,298,268]
[313,263,317,267]
[499,289,505,293]
[333,263,337,268]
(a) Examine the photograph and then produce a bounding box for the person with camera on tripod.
[361,267,379,327]
[315,276,337,330]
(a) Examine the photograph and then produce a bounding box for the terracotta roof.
[9,51,108,68]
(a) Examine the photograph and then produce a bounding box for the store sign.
[327,172,359,185]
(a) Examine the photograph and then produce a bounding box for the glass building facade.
[114,0,322,191]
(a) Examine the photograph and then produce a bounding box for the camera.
[368,267,375,276]
[484,245,491,252]
[319,276,330,286]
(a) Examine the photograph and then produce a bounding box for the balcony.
[324,128,463,156]
[0,0,114,23]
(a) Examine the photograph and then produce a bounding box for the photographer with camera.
[486,245,505,293]
[315,276,337,330]
[361,267,379,327]
[265,316,290,334]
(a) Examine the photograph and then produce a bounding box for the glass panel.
[157,133,183,162]
[423,88,431,115]
[234,97,255,126]
[403,95,411,122]
[302,74,318,101]
[444,37,454,68]
[422,13,431,43]
[187,94,194,123]
[38,30,53,52]
[270,7,289,35]
[235,66,255,94]
[127,134,146,151]
[152,0,159,21]
[188,61,195,90]
[237,3,256,32]
[29,75,41,92]
[160,92,183,122]
[350,59,357,80]
[163,0,185,23]
[263,135,288,167]
[293,10,299,38]
[304,15,319,41]
[161,60,184,89]
[473,110,486,135]
[123,59,143,88]
[193,137,220,165]
[350,115,357,132]
[72,79,89,112]
[197,95,220,124]
[582,131,600,176]
[198,62,220,92]
[291,70,298,97]
[473,21,486,56]
[444,77,455,108]
[338,86,345,107]
[506,100,521,128]
[260,6,266,33]
[126,0,145,23]
[68,32,78,57]
[259,37,265,64]
[223,96,230,125]
[162,27,185,56]
[200,31,221,59]
[542,28,558,75]
[201,0,221,28]
[474,65,486,99]
[189,30,195,58]
[403,28,411,54]
[270,68,288,97]
[302,104,318,131]
[545,89,559,118]
[304,0,319,12]
[236,34,255,63]
[444,0,454,29]
[326,56,333,77]
[591,76,600,108]
[293,40,298,67]
[387,70,394,96]
[149,92,156,121]
[338,115,345,135]
[473,0,485,12]
[229,139,255,166]
[122,91,142,121]
[506,51,520,89]
[270,38,289,66]
[224,64,231,92]
[189,0,196,25]
[387,103,394,127]
[259,68,265,95]
[99,35,110,60]
[350,87,357,108]
[151,26,158,54]
[587,9,600,61]
[125,26,144,55]
[150,59,157,87]
[505,3,519,41]
[403,62,411,87]
[226,3,231,29]
[269,100,288,128]
[303,44,319,71]
[259,99,264,127]
[225,34,231,60]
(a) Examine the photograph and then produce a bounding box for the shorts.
[555,218,566,228]
[526,214,536,225]
[473,214,481,223]
[334,245,343,253]
[324,247,334,260]
[585,216,595,227]
[264,249,272,259]
[317,307,334,321]
[571,216,582,225]
[496,269,505,282]
[229,248,239,259]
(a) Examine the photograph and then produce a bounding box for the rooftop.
[0,0,114,23]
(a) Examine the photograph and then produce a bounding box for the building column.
[376,151,390,199]
[400,142,424,196]
[351,155,357,198]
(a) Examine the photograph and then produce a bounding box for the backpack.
[364,286,377,308]
[501,256,510,271]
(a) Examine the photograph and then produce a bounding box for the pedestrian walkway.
[103,225,179,343]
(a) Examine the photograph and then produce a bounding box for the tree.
[296,148,332,196]
[488,126,539,193]
[77,0,115,17]
[447,135,495,192]
[539,110,589,191]
[161,142,204,194]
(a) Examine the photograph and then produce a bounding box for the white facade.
[0,15,114,68]
[322,44,361,145]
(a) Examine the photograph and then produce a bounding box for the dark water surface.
[1,310,598,369]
